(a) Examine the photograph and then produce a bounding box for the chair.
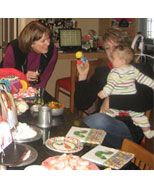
[55,58,107,113]
[140,109,153,147]
[121,138,154,170]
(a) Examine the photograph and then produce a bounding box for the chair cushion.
[57,77,71,91]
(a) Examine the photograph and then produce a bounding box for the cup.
[37,106,52,128]
[35,88,44,105]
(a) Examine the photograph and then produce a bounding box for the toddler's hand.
[99,97,109,113]
[98,90,104,99]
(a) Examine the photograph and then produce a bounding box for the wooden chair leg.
[141,136,146,147]
[70,93,74,113]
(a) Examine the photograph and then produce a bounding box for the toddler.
[98,46,154,139]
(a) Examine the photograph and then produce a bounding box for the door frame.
[0,18,18,62]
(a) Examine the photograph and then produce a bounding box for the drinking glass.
[34,88,44,105]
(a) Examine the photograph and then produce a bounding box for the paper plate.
[45,136,83,153]
[42,155,100,170]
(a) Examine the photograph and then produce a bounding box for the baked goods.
[15,99,29,115]
[12,122,37,140]
[42,154,99,170]
[13,87,37,99]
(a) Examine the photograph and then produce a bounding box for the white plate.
[45,136,83,153]
[42,155,100,170]
[13,126,42,143]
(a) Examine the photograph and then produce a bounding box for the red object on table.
[0,68,29,84]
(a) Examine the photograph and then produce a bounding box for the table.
[7,91,138,170]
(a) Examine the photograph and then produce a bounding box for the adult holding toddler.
[74,27,153,148]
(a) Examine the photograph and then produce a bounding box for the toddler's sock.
[144,130,154,139]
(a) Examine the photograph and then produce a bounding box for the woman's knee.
[82,113,115,130]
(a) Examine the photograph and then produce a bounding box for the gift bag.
[0,87,18,154]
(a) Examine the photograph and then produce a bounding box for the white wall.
[75,18,99,35]
[18,18,37,34]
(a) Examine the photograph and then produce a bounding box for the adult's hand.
[26,71,39,82]
[99,97,109,113]
[77,61,89,81]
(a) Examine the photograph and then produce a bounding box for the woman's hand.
[26,71,39,82]
[77,61,89,81]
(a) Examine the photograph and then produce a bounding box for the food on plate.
[12,122,37,140]
[47,101,64,109]
[47,101,64,116]
[13,87,37,99]
[46,136,83,153]
[42,154,99,170]
[15,99,29,115]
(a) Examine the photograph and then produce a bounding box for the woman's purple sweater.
[3,44,58,88]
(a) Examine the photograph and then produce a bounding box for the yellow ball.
[73,120,81,127]
[75,51,83,59]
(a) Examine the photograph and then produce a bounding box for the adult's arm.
[109,61,153,112]
[35,45,58,88]
[109,88,153,112]
[3,45,16,68]
[74,66,110,110]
